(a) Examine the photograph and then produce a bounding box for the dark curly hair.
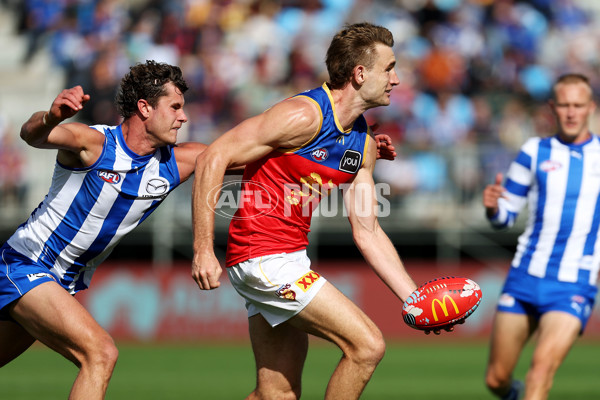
[115,60,189,119]
[325,22,394,90]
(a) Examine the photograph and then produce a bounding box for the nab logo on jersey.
[98,170,121,184]
[311,148,328,162]
[339,150,361,173]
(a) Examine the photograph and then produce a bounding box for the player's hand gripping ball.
[402,277,482,331]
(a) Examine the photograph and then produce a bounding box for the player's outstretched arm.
[344,137,417,302]
[21,86,90,147]
[20,86,103,168]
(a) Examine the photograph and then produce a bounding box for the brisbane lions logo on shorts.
[276,283,297,300]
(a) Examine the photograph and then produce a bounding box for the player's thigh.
[487,311,534,373]
[0,319,36,366]
[533,311,580,366]
[249,313,308,390]
[289,281,383,354]
[9,281,113,364]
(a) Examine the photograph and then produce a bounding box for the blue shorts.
[497,267,597,332]
[0,244,59,321]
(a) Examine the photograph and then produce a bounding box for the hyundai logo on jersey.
[98,170,121,184]
[339,150,361,173]
[311,148,329,162]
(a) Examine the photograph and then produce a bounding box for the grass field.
[2,339,599,399]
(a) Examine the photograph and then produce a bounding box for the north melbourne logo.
[339,150,361,173]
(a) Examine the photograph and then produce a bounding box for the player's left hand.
[373,130,397,161]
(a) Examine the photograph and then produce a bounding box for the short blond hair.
[552,73,593,100]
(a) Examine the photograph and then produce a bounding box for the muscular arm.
[20,86,104,168]
[344,135,417,302]
[191,97,321,289]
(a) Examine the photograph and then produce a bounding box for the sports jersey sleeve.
[488,138,538,229]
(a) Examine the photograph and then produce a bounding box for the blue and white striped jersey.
[6,124,181,293]
[488,134,600,287]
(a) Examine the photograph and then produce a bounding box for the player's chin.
[167,130,179,143]
[382,94,392,105]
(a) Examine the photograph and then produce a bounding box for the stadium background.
[1,0,600,398]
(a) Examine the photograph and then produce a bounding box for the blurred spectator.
[7,0,600,220]
[76,51,122,125]
[21,0,64,64]
[0,117,27,207]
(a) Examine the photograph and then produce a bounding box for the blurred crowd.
[3,0,600,219]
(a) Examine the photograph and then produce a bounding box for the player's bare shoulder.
[56,122,106,168]
[266,96,322,149]
[174,142,209,182]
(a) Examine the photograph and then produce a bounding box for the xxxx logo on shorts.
[295,271,321,292]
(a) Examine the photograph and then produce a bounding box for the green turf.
[1,339,598,399]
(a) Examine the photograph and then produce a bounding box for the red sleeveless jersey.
[226,84,370,266]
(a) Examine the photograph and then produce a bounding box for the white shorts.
[227,250,327,327]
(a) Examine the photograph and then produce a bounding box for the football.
[402,276,482,330]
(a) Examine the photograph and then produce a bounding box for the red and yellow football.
[402,276,482,330]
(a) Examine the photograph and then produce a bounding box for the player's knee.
[102,339,119,369]
[82,334,118,373]
[351,326,386,368]
[485,366,511,393]
[369,330,386,364]
[526,358,558,389]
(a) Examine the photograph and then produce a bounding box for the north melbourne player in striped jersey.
[484,73,600,400]
[0,61,207,399]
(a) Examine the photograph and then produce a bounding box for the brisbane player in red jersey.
[191,22,452,400]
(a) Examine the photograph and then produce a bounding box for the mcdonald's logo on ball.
[431,295,460,322]
[402,277,482,331]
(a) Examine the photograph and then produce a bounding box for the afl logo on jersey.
[98,170,121,184]
[311,148,329,162]
[146,177,170,196]
[339,150,361,173]
[540,160,562,172]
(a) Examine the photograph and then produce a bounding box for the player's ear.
[138,99,152,118]
[353,65,366,85]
